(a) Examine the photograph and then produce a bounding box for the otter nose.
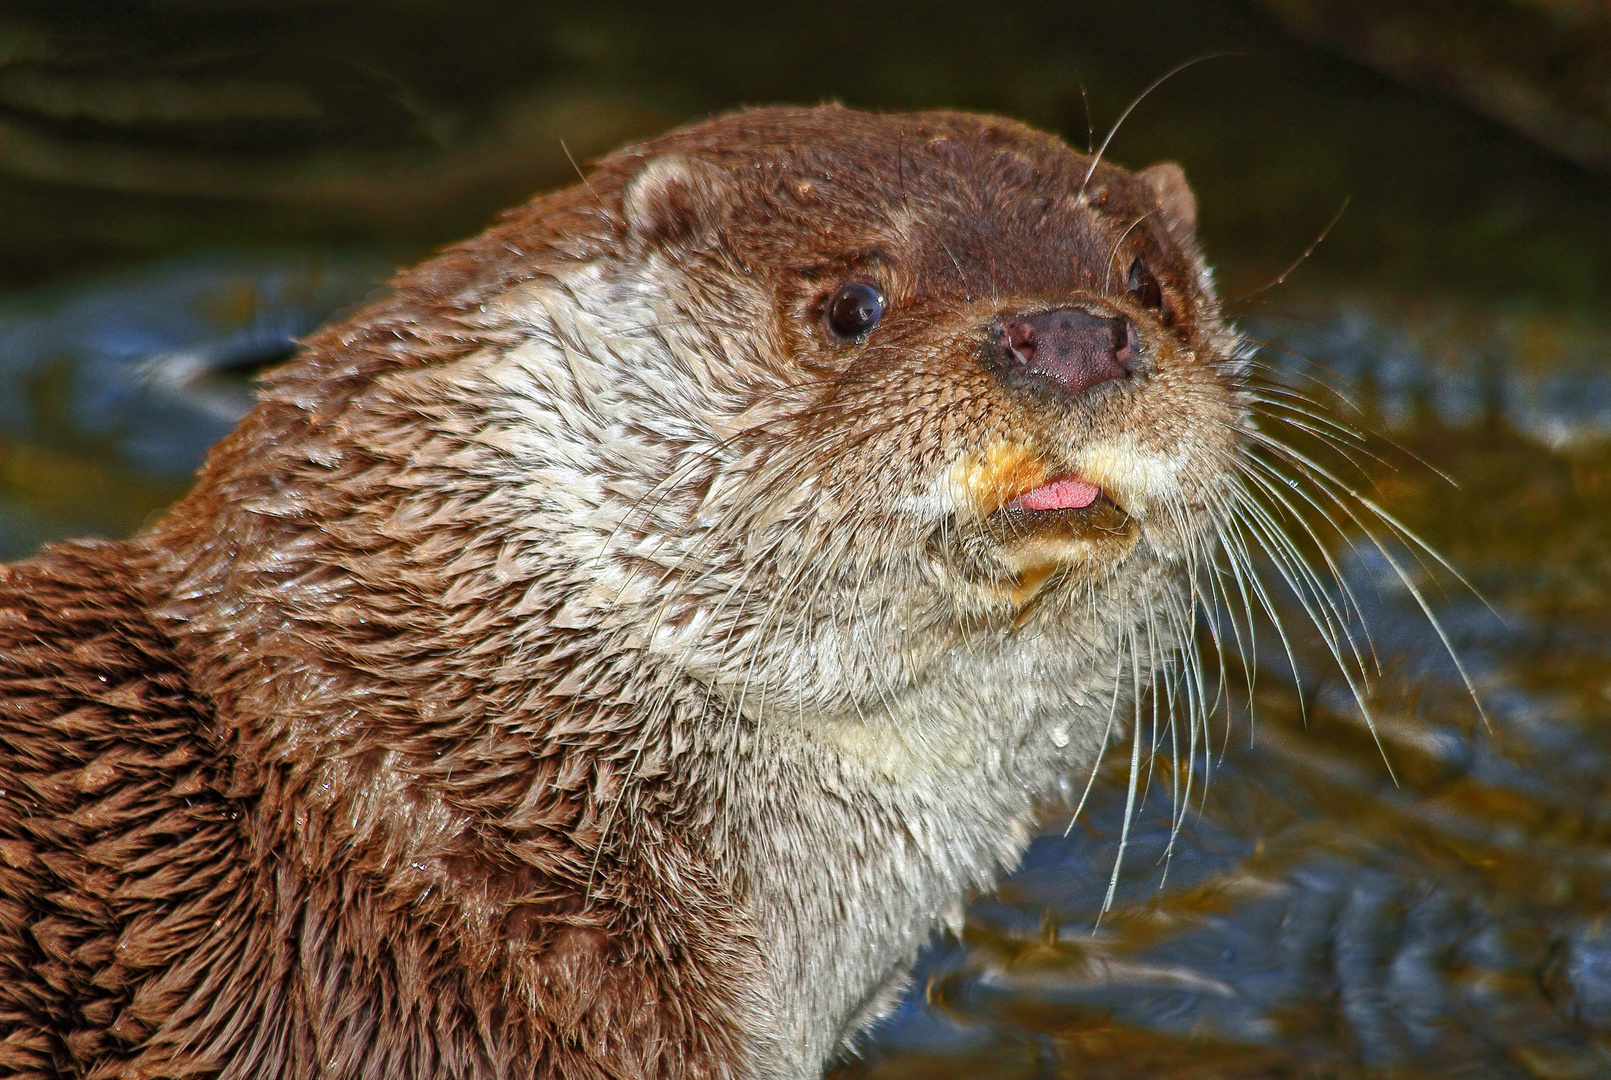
[993,309,1135,399]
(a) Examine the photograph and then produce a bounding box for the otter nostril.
[991,308,1133,400]
[1002,320,1039,366]
[1113,318,1135,372]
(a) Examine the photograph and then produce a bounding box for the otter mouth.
[943,449,1141,588]
[934,470,1141,611]
[1004,476,1101,514]
[997,475,1132,536]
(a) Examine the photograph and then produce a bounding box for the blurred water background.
[3,2,1611,1076]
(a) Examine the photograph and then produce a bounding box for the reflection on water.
[4,249,1610,1077]
[1253,294,1611,450]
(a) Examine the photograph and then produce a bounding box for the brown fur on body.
[0,106,1246,1078]
[0,542,752,1076]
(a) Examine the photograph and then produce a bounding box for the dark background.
[3,0,1609,307]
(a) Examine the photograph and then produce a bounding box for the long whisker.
[1079,53,1242,195]
[1065,639,1129,838]
[1243,433,1493,728]
[1098,626,1146,923]
[1227,487,1390,769]
[1227,195,1350,307]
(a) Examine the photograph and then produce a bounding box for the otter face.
[465,109,1247,740]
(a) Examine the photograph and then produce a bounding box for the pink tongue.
[1011,478,1101,512]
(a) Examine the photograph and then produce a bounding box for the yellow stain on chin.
[951,442,1048,520]
[1007,559,1059,619]
[1001,535,1101,614]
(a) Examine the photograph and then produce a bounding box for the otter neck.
[712,617,1145,1075]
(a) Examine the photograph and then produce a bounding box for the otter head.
[523,107,1249,741]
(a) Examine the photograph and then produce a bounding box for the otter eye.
[1128,258,1163,311]
[824,282,886,341]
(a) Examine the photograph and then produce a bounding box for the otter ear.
[1137,162,1198,245]
[622,154,731,256]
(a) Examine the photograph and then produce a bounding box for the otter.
[0,105,1247,1079]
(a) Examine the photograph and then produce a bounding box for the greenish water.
[3,2,1610,1076]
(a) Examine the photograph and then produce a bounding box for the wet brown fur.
[0,106,1236,1079]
